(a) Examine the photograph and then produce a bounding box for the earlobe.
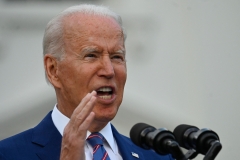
[44,54,61,88]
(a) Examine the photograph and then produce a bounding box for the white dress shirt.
[51,104,123,160]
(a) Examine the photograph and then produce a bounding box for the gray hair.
[43,4,127,60]
[42,4,127,84]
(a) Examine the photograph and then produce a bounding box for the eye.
[111,54,125,61]
[113,55,122,59]
[83,53,98,61]
[111,54,125,63]
[85,53,97,58]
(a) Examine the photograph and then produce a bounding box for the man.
[0,4,174,160]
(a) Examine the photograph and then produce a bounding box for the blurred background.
[0,0,239,159]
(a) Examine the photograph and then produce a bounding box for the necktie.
[87,132,111,160]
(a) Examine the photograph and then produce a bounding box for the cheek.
[58,62,83,89]
[59,66,74,83]
[117,67,127,85]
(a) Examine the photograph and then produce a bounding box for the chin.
[94,108,118,123]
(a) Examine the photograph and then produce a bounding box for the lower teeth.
[99,95,111,99]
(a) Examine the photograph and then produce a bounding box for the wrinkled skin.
[44,13,126,160]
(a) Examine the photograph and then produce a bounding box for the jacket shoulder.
[0,111,59,160]
[0,128,34,148]
[0,128,39,159]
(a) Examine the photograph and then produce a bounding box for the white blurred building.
[0,0,239,159]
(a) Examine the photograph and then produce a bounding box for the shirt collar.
[51,104,69,136]
[51,104,117,153]
[86,122,116,153]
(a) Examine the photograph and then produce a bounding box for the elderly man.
[0,4,174,160]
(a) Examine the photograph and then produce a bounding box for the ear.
[44,54,61,88]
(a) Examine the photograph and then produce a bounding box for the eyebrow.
[81,46,100,54]
[80,46,126,55]
[115,49,126,55]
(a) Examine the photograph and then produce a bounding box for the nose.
[97,56,115,79]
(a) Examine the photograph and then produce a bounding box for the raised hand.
[60,91,97,160]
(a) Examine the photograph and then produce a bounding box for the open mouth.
[96,87,114,100]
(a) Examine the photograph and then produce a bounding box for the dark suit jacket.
[0,111,174,160]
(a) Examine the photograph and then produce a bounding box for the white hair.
[42,4,127,84]
[43,4,126,60]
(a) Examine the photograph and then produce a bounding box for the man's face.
[56,14,126,123]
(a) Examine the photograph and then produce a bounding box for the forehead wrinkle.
[63,14,125,52]
[103,34,125,55]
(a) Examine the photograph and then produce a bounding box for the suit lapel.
[31,111,62,160]
[111,124,145,160]
[30,112,148,160]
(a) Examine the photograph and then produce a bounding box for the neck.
[57,103,75,119]
[55,92,76,118]
[56,102,108,133]
[88,120,108,133]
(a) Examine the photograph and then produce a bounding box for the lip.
[95,85,116,105]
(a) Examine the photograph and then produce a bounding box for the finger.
[71,90,96,120]
[70,93,91,119]
[78,111,95,132]
[73,95,96,126]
